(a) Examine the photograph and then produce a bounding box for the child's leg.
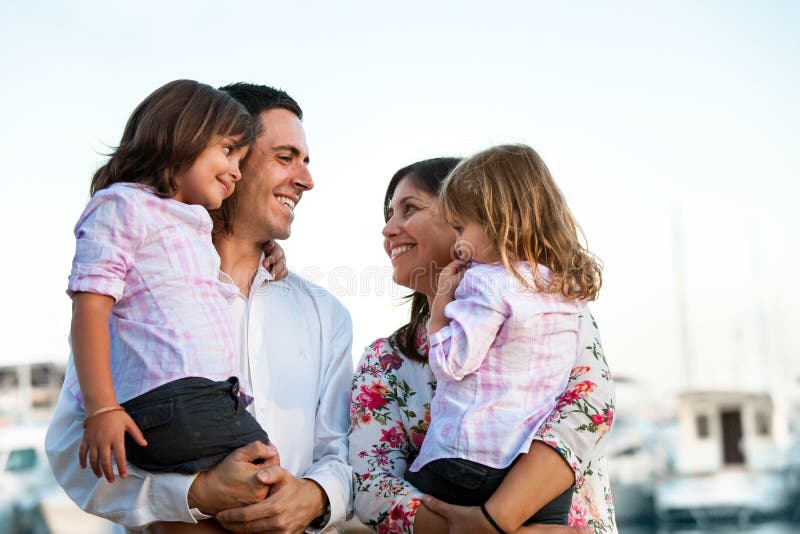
[522,487,573,526]
[122,377,268,474]
[406,458,505,505]
[148,518,228,534]
[410,458,573,526]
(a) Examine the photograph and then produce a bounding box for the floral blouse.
[349,312,617,533]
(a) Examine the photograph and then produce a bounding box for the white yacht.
[654,390,792,528]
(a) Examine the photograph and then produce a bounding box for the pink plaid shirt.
[411,262,585,471]
[64,183,242,406]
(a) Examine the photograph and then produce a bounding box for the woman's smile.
[382,177,455,296]
[390,243,415,260]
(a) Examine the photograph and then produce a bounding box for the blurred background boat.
[0,360,115,534]
[654,390,794,530]
[606,372,800,532]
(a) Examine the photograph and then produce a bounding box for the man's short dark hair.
[219,83,303,120]
[211,83,304,239]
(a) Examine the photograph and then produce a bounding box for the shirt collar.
[252,252,275,289]
[217,252,276,298]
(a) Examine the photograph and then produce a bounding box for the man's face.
[235,108,313,241]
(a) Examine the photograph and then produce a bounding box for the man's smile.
[276,195,296,211]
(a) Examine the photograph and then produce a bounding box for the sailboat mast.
[672,208,692,389]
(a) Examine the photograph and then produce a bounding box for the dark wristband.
[480,503,507,534]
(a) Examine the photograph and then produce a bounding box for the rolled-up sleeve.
[67,187,145,301]
[428,268,507,381]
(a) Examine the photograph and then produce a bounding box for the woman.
[349,157,616,533]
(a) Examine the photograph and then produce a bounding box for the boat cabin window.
[755,411,771,436]
[0,369,18,387]
[31,365,52,386]
[695,414,710,438]
[4,447,37,472]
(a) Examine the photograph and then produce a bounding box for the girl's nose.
[231,163,242,182]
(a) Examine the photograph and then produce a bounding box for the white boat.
[0,423,115,534]
[654,391,792,528]
[605,377,674,526]
[0,361,65,425]
[0,424,55,533]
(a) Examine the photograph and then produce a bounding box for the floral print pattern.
[349,313,617,533]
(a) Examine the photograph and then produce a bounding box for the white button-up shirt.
[46,265,354,532]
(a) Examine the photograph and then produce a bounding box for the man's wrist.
[309,503,331,529]
[187,471,219,516]
[189,507,213,522]
[300,478,329,526]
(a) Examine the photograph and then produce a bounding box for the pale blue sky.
[1,1,798,394]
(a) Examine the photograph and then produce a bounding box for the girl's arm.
[47,188,192,525]
[261,240,288,281]
[71,292,147,482]
[71,293,116,414]
[428,265,507,381]
[67,189,151,483]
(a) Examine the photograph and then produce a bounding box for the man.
[45,83,354,533]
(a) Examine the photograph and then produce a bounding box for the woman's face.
[382,176,456,300]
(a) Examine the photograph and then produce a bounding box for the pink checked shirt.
[410,262,585,471]
[64,183,242,406]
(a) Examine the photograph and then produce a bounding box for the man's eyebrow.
[272,144,310,164]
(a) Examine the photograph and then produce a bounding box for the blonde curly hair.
[438,144,602,301]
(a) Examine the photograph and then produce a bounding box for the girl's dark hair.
[90,79,256,197]
[383,157,462,363]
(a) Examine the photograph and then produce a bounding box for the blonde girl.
[405,144,602,528]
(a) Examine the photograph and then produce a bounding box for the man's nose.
[294,164,314,191]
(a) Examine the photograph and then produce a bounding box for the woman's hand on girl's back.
[79,410,147,482]
[262,240,288,281]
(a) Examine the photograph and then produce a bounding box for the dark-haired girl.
[63,79,269,533]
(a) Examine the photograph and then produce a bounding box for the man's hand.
[216,466,327,533]
[262,241,288,281]
[422,495,591,534]
[188,441,279,516]
[79,409,147,482]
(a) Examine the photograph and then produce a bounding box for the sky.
[0,0,798,397]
